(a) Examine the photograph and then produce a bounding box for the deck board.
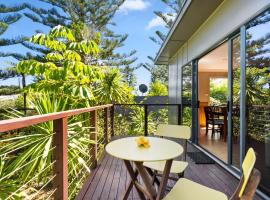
[77,143,263,200]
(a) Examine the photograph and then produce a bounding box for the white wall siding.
[168,55,179,124]
[188,0,270,61]
[177,49,183,104]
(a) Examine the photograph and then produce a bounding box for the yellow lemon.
[135,136,150,148]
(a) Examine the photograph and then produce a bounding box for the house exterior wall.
[168,55,179,124]
[168,0,270,109]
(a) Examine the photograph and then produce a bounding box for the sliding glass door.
[196,42,229,163]
[184,6,270,198]
[245,8,270,195]
[193,36,241,165]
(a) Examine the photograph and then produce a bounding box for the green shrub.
[0,86,20,95]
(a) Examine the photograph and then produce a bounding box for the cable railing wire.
[68,155,92,178]
[0,146,56,181]
[68,170,90,199]
[7,160,56,199]
[29,174,56,199]
[45,188,57,200]
[0,134,53,156]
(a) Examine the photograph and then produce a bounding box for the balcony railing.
[0,103,181,199]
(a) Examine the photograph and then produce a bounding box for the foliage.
[0,85,20,95]
[95,68,134,104]
[3,24,134,199]
[142,62,168,85]
[16,24,133,105]
[209,79,227,105]
[182,107,192,126]
[0,69,19,80]
[0,93,92,199]
[142,0,185,86]
[0,0,137,69]
[148,80,168,96]
[114,105,168,136]
[149,0,185,45]
[0,99,16,111]
[231,10,270,141]
[120,65,137,88]
[16,25,100,104]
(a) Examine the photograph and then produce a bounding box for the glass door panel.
[182,64,192,127]
[231,36,241,168]
[245,9,270,196]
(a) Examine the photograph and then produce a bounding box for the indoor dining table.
[105,137,183,200]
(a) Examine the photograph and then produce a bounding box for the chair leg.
[151,171,157,185]
[178,171,184,178]
[206,123,208,135]
[212,122,215,137]
[147,169,160,187]
[221,125,224,139]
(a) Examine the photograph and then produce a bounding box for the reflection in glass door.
[231,36,241,168]
[181,64,192,127]
[245,9,270,195]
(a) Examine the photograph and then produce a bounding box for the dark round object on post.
[139,84,148,94]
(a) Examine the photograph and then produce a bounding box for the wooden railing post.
[53,117,68,200]
[90,110,97,169]
[104,108,109,144]
[111,105,115,137]
[144,105,148,136]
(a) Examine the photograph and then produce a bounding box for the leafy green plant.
[0,93,92,199]
[148,80,168,96]
[16,25,102,106]
[114,106,168,136]
[95,68,133,104]
[16,24,133,106]
[209,79,227,105]
[0,85,20,95]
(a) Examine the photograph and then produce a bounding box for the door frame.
[191,59,199,144]
[227,37,233,165]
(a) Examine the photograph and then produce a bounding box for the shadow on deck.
[76,142,262,200]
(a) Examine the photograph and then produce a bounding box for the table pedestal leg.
[156,159,173,200]
[134,162,157,200]
[124,159,173,200]
[123,160,146,200]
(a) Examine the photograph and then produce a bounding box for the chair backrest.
[156,124,191,140]
[230,148,260,200]
[204,106,213,121]
[238,148,257,198]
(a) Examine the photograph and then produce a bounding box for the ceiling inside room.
[198,42,228,72]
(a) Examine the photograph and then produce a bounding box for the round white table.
[106,137,183,200]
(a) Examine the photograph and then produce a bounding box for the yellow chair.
[143,124,191,181]
[163,148,261,200]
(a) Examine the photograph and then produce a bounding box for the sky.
[0,0,170,89]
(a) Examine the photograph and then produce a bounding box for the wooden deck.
[76,143,263,200]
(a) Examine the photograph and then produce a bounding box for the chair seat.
[143,160,188,174]
[207,119,224,125]
[163,178,228,200]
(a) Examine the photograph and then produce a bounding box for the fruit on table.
[135,136,150,148]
